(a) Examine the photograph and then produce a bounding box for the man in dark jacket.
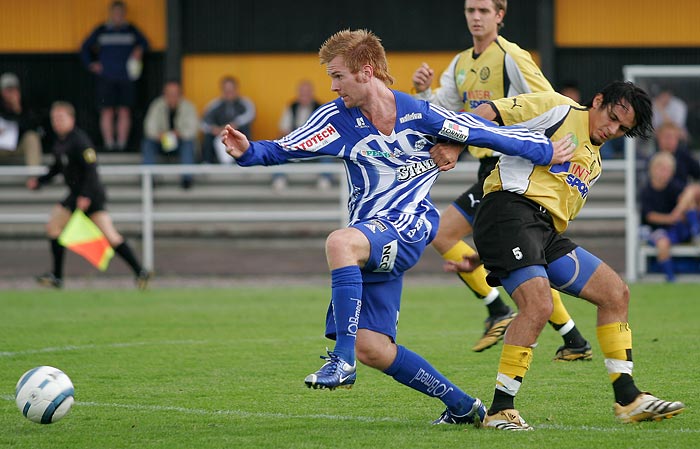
[81,0,149,151]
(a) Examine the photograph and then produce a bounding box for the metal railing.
[0,160,630,275]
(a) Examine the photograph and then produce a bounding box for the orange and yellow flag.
[58,210,114,271]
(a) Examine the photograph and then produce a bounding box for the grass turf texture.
[0,283,696,448]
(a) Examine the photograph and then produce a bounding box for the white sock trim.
[558,319,575,336]
[496,372,521,396]
[604,358,633,375]
[483,288,499,305]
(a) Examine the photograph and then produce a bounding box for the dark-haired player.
[438,82,685,430]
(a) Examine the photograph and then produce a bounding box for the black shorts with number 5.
[473,190,576,282]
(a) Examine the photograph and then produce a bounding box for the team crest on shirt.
[438,120,470,142]
[456,69,466,86]
[292,124,341,152]
[414,138,428,151]
[355,117,369,128]
[479,67,490,81]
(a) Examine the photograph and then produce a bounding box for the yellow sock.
[549,289,571,326]
[496,344,533,396]
[443,241,493,298]
[597,322,633,383]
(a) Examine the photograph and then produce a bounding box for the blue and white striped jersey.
[236,90,553,231]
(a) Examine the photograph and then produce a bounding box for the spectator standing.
[142,80,198,189]
[201,76,256,164]
[80,0,149,151]
[0,72,43,166]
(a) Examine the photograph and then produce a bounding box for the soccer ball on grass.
[15,366,75,424]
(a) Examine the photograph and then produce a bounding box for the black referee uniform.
[35,126,149,288]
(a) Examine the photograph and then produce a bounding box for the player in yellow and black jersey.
[26,101,151,289]
[439,82,684,430]
[412,0,590,360]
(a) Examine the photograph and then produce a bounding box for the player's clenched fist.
[412,62,434,93]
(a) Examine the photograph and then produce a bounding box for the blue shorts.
[648,223,692,246]
[324,214,437,341]
[500,246,602,298]
[325,276,403,341]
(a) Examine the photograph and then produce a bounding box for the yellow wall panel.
[0,0,165,53]
[182,52,458,140]
[556,0,700,47]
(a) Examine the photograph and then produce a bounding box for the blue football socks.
[384,345,475,414]
[686,210,700,236]
[330,266,363,364]
[660,259,676,282]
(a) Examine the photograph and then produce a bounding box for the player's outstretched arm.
[221,124,250,159]
[550,133,576,165]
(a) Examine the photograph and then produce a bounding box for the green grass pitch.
[0,282,696,448]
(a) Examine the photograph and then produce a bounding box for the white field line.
[535,423,698,433]
[0,395,404,423]
[0,336,328,358]
[1,395,695,430]
[0,340,211,358]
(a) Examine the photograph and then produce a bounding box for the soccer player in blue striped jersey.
[222,29,575,425]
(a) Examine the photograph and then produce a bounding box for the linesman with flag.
[27,101,151,289]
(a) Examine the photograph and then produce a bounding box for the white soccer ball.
[15,366,75,424]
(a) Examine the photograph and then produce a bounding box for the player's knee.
[355,339,385,368]
[106,235,124,248]
[355,343,379,368]
[656,237,671,251]
[355,332,395,370]
[518,291,553,327]
[326,229,366,265]
[613,282,630,309]
[325,230,348,256]
[540,296,555,321]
